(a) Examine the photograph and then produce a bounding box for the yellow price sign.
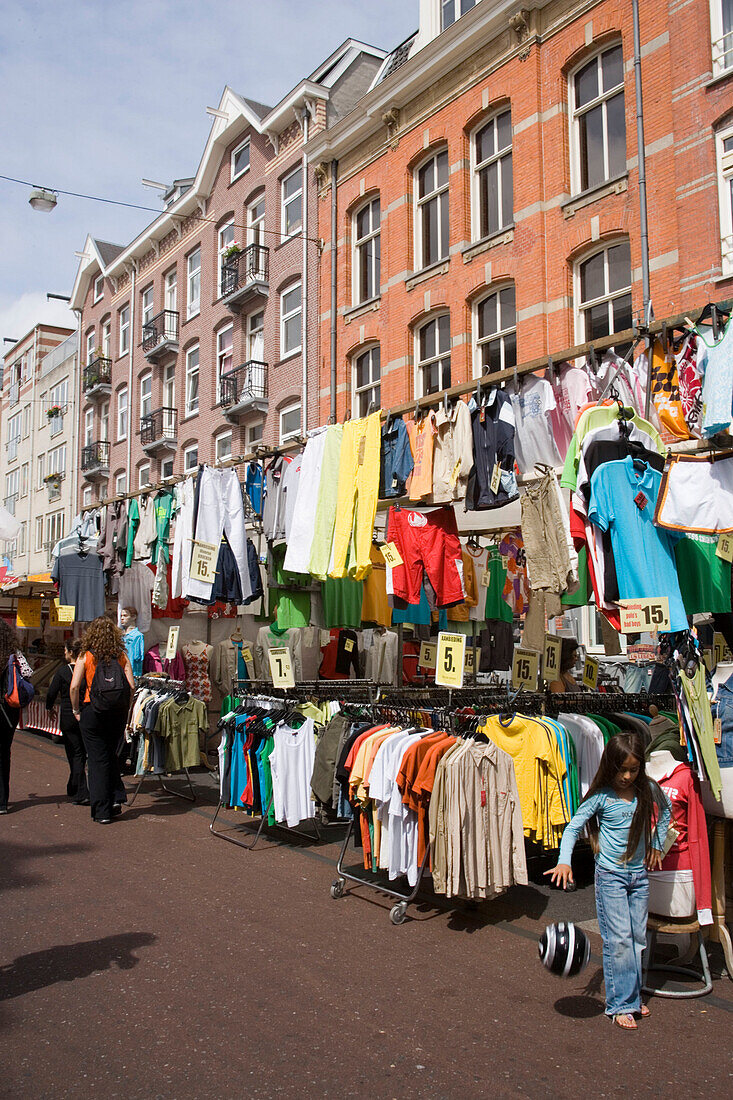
[190,540,219,582]
[268,646,295,688]
[582,656,599,690]
[16,598,41,629]
[241,645,255,679]
[165,626,180,660]
[379,542,403,568]
[49,599,75,626]
[704,649,715,674]
[716,533,733,562]
[419,642,437,671]
[618,597,670,634]
[464,646,478,674]
[490,463,501,494]
[543,634,562,684]
[713,632,733,667]
[435,632,466,688]
[512,648,539,690]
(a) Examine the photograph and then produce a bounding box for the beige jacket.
[429,399,474,504]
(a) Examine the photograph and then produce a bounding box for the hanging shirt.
[380,417,414,498]
[405,412,438,501]
[698,319,733,436]
[550,364,594,457]
[465,390,518,510]
[511,375,562,474]
[429,400,474,504]
[245,462,263,514]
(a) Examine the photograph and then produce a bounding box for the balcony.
[140,407,178,453]
[220,361,268,421]
[3,494,17,516]
[81,441,110,480]
[220,244,269,312]
[142,310,179,361]
[83,356,113,399]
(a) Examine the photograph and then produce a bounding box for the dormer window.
[231,139,251,182]
[94,275,104,303]
[442,0,476,30]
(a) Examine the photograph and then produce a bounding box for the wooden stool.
[643,913,712,998]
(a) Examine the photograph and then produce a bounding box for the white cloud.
[0,293,76,356]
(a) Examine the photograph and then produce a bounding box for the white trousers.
[171,477,194,600]
[187,467,252,602]
[284,427,328,574]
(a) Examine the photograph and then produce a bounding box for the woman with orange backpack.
[0,620,34,814]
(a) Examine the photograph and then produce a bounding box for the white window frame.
[351,346,381,417]
[281,166,303,240]
[94,275,104,302]
[160,457,175,479]
[7,413,21,462]
[247,309,265,361]
[279,401,302,443]
[471,108,513,241]
[115,472,127,495]
[38,391,47,429]
[48,444,66,476]
[48,379,67,437]
[711,0,733,76]
[415,315,451,397]
[86,329,96,365]
[20,463,29,498]
[218,222,236,297]
[117,386,128,441]
[280,281,302,359]
[22,403,30,438]
[474,285,517,378]
[5,469,19,508]
[185,345,200,417]
[215,431,233,464]
[46,511,65,548]
[99,401,109,443]
[414,149,449,270]
[717,123,733,276]
[36,454,45,490]
[138,464,151,488]
[17,521,26,557]
[352,196,381,305]
[247,195,266,247]
[84,408,94,448]
[164,268,177,313]
[187,247,201,319]
[141,284,154,332]
[119,305,130,355]
[441,0,476,31]
[101,318,111,359]
[35,516,44,552]
[573,240,632,346]
[216,324,234,403]
[139,372,152,422]
[82,485,93,509]
[231,137,251,181]
[569,42,626,196]
[183,444,199,472]
[248,422,264,446]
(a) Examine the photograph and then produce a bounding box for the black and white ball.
[538,922,591,977]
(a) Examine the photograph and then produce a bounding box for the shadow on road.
[553,994,605,1018]
[0,839,93,893]
[0,932,156,1002]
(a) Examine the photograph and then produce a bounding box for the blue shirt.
[558,786,671,872]
[380,417,414,498]
[123,627,144,678]
[245,462,263,514]
[588,457,687,632]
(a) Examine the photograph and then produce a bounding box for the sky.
[0,0,417,350]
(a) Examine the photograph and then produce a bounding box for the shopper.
[548,638,580,693]
[0,622,31,814]
[545,732,671,1029]
[70,617,135,825]
[46,639,89,805]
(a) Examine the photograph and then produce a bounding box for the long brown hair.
[581,731,665,862]
[0,620,21,668]
[81,617,125,661]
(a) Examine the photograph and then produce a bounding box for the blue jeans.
[595,865,649,1016]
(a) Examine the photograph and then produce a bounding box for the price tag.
[716,533,733,562]
[49,599,75,626]
[241,645,255,679]
[379,541,403,568]
[165,626,180,660]
[435,632,466,688]
[511,647,539,690]
[618,597,670,633]
[419,642,437,671]
[490,463,501,494]
[268,646,295,688]
[543,634,562,684]
[343,638,354,653]
[190,540,219,582]
[16,598,41,629]
[480,569,491,588]
[582,656,599,690]
[713,632,733,666]
[714,717,723,745]
[464,646,477,674]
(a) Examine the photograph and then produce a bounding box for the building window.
[82,485,93,509]
[416,315,451,395]
[46,511,65,548]
[415,149,449,269]
[17,521,26,557]
[38,391,47,429]
[575,240,632,343]
[101,318,111,358]
[100,401,109,442]
[7,413,21,462]
[185,345,200,416]
[570,43,625,194]
[160,457,174,479]
[35,516,44,552]
[140,372,152,421]
[352,346,381,417]
[117,386,128,441]
[717,125,733,275]
[20,463,29,498]
[164,268,177,314]
[215,431,233,464]
[163,363,175,423]
[141,284,154,333]
[187,247,201,319]
[231,138,250,181]
[48,444,66,476]
[138,464,151,488]
[442,0,476,30]
[279,402,301,443]
[353,197,381,304]
[5,469,19,512]
[86,329,96,365]
[48,379,67,436]
[248,196,265,246]
[22,404,30,438]
[248,422,264,446]
[475,285,516,376]
[119,305,130,355]
[281,167,303,239]
[218,222,235,296]
[94,275,104,302]
[115,472,127,495]
[183,444,198,472]
[473,109,512,239]
[280,282,302,357]
[216,325,233,401]
[248,310,265,361]
[711,0,733,75]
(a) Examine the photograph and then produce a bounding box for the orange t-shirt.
[406,413,438,501]
[82,652,127,704]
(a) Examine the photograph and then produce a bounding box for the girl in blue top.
[545,731,671,1030]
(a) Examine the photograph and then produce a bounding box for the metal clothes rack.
[127,676,196,806]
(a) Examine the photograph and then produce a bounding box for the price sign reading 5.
[543,635,562,684]
[511,648,539,690]
[619,597,670,634]
[435,632,466,688]
[419,642,437,671]
[268,646,295,688]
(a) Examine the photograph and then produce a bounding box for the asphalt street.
[1,730,731,1099]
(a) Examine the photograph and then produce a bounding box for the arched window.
[569,42,625,194]
[416,315,451,395]
[352,345,380,416]
[474,286,516,377]
[415,150,449,269]
[352,196,381,304]
[574,240,631,343]
[472,108,512,240]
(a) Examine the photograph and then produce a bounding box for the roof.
[373,32,418,85]
[94,240,124,266]
[242,97,272,120]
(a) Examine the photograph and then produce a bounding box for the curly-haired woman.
[70,617,135,824]
[0,620,32,814]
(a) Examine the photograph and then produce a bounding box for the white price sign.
[618,597,670,634]
[165,626,180,659]
[268,646,295,688]
[543,634,562,684]
[190,540,218,583]
[512,647,539,690]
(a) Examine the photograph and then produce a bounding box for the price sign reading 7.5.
[268,646,295,688]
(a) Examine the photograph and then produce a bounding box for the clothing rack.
[127,676,196,806]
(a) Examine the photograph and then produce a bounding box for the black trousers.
[79,705,127,821]
[61,717,88,802]
[0,702,20,809]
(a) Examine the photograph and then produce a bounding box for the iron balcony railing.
[81,441,110,471]
[220,244,269,298]
[142,310,179,355]
[140,407,178,447]
[83,356,112,392]
[220,360,268,408]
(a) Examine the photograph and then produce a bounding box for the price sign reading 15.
[512,648,539,690]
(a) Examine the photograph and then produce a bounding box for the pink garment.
[182,643,212,703]
[658,762,712,921]
[142,644,185,683]
[498,530,529,616]
[676,335,703,438]
[550,365,593,458]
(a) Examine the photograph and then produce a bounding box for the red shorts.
[387,506,465,608]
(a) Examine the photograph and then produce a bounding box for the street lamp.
[28,188,58,212]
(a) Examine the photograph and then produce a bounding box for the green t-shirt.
[675,533,732,615]
[322,577,364,628]
[562,546,591,608]
[483,550,513,623]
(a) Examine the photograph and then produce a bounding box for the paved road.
[1,731,731,1099]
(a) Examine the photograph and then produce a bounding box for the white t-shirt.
[511,376,562,474]
[269,717,316,827]
[550,365,594,456]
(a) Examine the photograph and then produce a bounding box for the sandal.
[612,1014,638,1030]
[639,1005,650,1018]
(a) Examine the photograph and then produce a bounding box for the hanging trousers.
[80,705,128,821]
[171,477,194,601]
[284,427,329,575]
[0,702,20,809]
[309,425,344,579]
[187,468,251,602]
[330,413,381,581]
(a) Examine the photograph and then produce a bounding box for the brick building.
[307,0,733,421]
[69,40,385,505]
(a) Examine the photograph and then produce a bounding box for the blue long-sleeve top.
[558,786,671,873]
